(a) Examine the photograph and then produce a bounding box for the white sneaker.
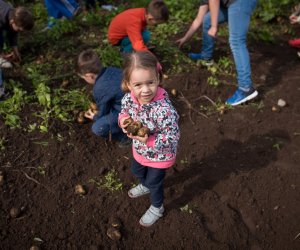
[128,184,150,198]
[139,205,164,227]
[0,57,12,68]
[297,51,300,58]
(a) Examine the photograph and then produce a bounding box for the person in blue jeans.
[176,0,258,106]
[76,49,131,147]
[44,0,80,29]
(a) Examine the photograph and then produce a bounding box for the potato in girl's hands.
[126,121,142,135]
[137,127,150,137]
[122,117,134,127]
[122,118,150,137]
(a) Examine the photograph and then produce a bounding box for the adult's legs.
[228,0,257,91]
[189,7,228,60]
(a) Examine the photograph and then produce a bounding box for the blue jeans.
[45,0,78,19]
[120,30,151,53]
[202,0,257,91]
[92,111,125,141]
[131,158,166,208]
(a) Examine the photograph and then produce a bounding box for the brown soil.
[1,33,300,250]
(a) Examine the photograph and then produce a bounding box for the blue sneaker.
[226,88,258,106]
[188,52,213,66]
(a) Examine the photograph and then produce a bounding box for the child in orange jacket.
[108,0,169,53]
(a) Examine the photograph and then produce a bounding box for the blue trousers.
[45,0,78,19]
[120,30,151,53]
[91,111,125,141]
[131,158,166,208]
[201,0,257,91]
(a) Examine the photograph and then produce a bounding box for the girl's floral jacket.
[119,87,180,169]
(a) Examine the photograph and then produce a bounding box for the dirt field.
[1,14,300,250]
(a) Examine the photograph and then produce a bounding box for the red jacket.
[108,8,149,52]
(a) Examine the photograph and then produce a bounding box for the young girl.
[119,51,180,227]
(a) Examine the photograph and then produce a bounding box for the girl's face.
[128,68,159,105]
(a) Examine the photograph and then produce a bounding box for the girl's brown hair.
[121,51,163,92]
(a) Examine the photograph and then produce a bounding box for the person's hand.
[119,117,130,133]
[208,26,218,38]
[3,52,14,60]
[175,37,187,48]
[84,109,95,120]
[127,133,148,144]
[13,50,21,62]
[289,15,298,24]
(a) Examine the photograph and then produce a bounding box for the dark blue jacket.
[0,0,18,51]
[93,67,124,121]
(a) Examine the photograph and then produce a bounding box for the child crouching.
[76,49,131,147]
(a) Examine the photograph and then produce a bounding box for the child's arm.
[126,23,149,51]
[176,5,209,48]
[6,29,20,62]
[12,47,21,62]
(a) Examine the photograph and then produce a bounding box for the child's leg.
[91,114,120,138]
[120,30,151,53]
[144,167,166,208]
[130,158,148,184]
[138,167,166,227]
[141,30,151,45]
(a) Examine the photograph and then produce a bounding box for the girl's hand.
[119,117,130,132]
[84,109,95,120]
[208,26,218,38]
[127,133,148,144]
